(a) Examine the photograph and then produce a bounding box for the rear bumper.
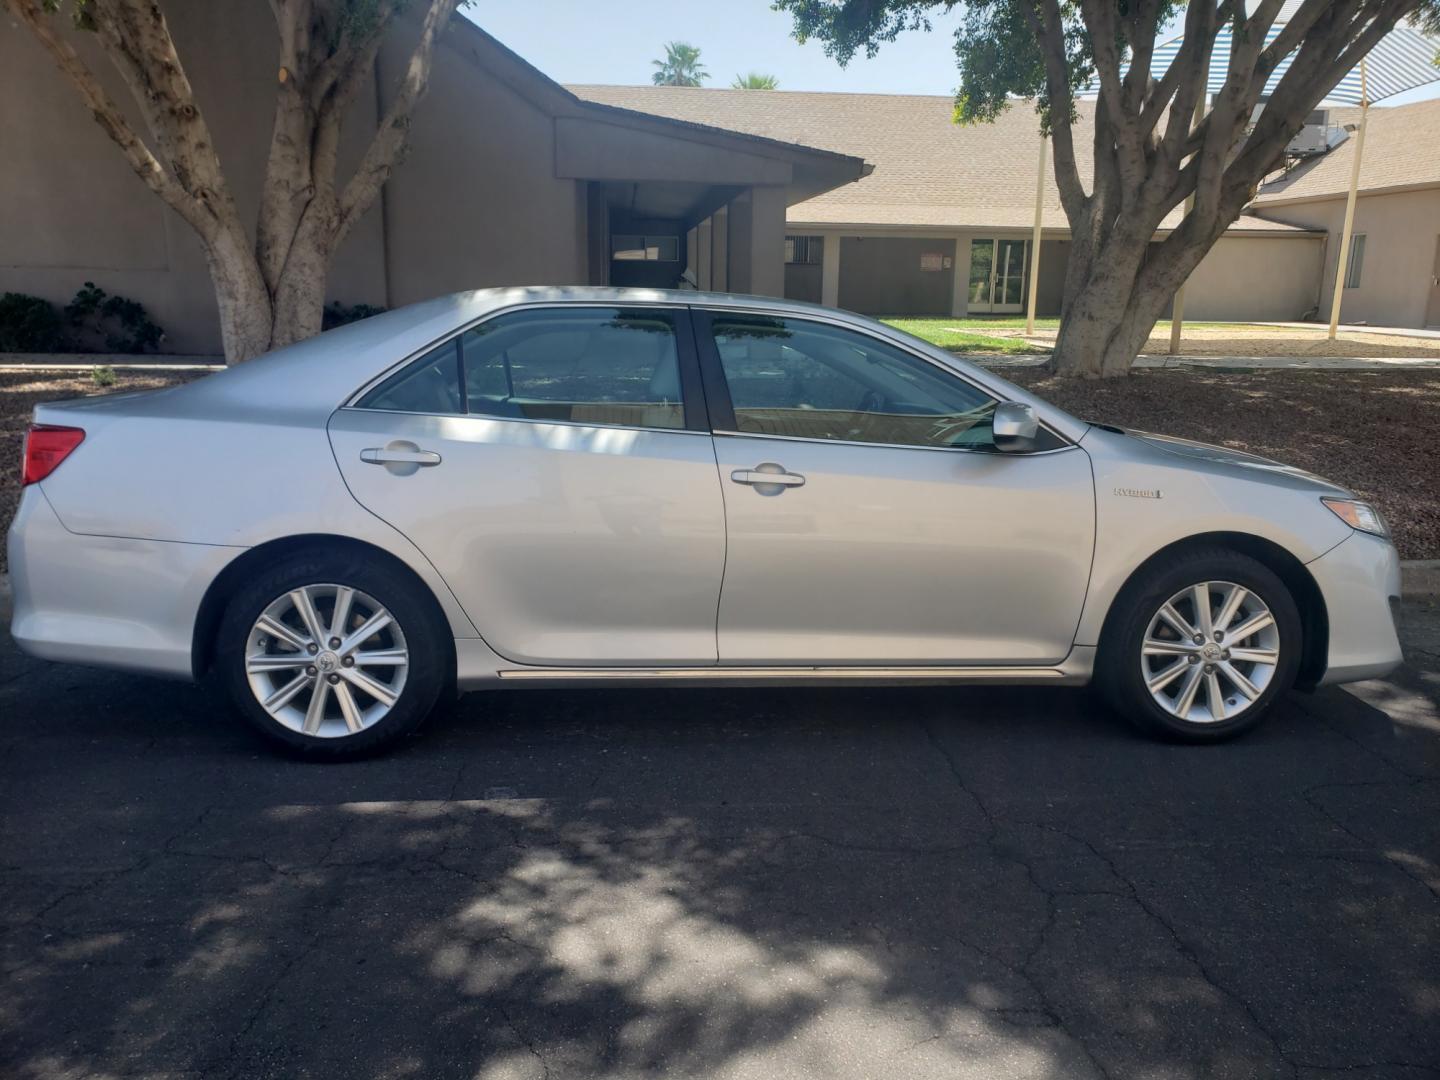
[1308,531,1403,686]
[7,487,242,679]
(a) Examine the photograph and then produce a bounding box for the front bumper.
[1307,530,1403,686]
[7,487,243,679]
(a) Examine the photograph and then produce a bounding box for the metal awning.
[1138,20,1440,105]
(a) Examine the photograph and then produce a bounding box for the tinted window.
[359,338,462,414]
[709,315,1010,450]
[358,307,687,430]
[463,308,684,429]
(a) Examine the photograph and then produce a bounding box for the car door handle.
[731,467,805,488]
[360,447,442,466]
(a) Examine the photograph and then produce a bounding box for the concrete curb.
[0,361,222,372]
[969,353,1440,371]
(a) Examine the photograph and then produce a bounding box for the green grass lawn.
[880,316,1255,353]
[879,317,1049,354]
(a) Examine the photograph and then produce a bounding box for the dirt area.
[1007,366,1440,559]
[2,366,1436,575]
[993,323,1440,359]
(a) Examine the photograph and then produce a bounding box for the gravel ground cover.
[1006,366,1440,558]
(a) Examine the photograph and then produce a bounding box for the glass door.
[966,239,1030,314]
[967,240,994,308]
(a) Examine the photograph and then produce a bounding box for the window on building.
[1344,234,1366,289]
[612,235,680,262]
[784,235,824,265]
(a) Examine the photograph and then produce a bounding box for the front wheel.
[215,550,449,759]
[1097,549,1302,742]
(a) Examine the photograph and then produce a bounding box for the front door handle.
[731,465,805,489]
[360,447,442,467]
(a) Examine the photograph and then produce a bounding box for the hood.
[1125,429,1350,495]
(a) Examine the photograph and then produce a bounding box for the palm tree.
[651,42,708,87]
[731,72,780,90]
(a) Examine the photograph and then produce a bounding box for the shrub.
[323,301,387,331]
[91,365,117,388]
[0,292,65,352]
[65,281,165,354]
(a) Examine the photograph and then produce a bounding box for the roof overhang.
[441,14,870,214]
[1251,179,1440,209]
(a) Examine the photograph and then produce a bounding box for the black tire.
[1096,547,1302,743]
[215,547,449,759]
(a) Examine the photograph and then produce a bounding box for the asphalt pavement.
[3,600,1438,1080]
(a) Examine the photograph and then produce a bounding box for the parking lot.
[3,599,1438,1080]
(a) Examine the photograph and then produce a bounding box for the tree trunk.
[269,205,337,350]
[204,231,274,365]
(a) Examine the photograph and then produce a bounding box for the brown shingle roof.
[1251,98,1440,206]
[569,85,1312,234]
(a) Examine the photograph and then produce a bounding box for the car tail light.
[21,424,85,486]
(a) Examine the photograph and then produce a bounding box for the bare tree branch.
[335,0,459,246]
[1016,0,1088,221]
[0,0,221,233]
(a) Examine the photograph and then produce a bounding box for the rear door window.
[358,307,689,431]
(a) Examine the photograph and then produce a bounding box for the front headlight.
[1321,497,1390,538]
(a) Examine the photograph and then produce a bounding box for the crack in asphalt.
[494,1001,552,1080]
[1021,820,1302,1077]
[920,719,1115,1080]
[1301,782,1440,904]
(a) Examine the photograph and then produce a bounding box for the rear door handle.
[731,467,805,488]
[360,447,442,466]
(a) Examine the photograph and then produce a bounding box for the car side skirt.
[455,642,1096,690]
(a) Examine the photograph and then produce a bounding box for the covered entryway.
[557,112,868,300]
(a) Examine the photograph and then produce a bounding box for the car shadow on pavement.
[2,643,1438,1079]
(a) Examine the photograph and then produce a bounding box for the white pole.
[1169,93,1208,355]
[1025,134,1048,336]
[1328,59,1369,341]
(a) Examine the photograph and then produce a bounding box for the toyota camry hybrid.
[7,288,1402,757]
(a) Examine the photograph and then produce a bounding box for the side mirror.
[992,401,1039,453]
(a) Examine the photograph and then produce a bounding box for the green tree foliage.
[775,0,1440,376]
[732,72,781,89]
[652,41,709,86]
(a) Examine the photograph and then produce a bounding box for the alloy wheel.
[1140,580,1280,724]
[244,583,410,738]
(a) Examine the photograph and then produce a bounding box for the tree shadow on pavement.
[2,647,1438,1079]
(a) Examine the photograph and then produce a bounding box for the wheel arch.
[1096,531,1329,690]
[191,533,457,683]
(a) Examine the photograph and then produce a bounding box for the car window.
[707,314,1010,450]
[462,307,685,429]
[358,338,463,415]
[357,307,687,431]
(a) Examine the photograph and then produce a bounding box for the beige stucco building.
[1248,101,1440,330]
[0,7,865,354]
[3,6,1436,352]
[577,86,1439,329]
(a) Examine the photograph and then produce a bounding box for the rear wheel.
[216,550,448,758]
[1098,549,1301,742]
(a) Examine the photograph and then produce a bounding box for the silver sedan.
[7,288,1401,757]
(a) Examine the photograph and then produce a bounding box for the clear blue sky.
[465,1,1438,104]
[468,1,968,95]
